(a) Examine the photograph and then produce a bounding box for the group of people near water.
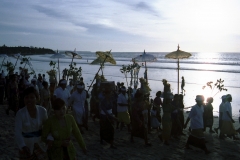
[0,69,239,159]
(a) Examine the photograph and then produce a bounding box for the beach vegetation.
[67,62,82,84]
[47,61,57,81]
[202,78,227,97]
[2,61,14,74]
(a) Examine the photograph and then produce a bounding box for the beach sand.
[1,99,240,160]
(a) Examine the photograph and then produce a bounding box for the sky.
[0,0,240,52]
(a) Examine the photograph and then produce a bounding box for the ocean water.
[1,51,240,119]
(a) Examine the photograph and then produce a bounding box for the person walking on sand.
[42,98,87,159]
[40,81,52,116]
[184,95,210,154]
[158,92,174,145]
[181,76,185,94]
[214,95,226,136]
[203,97,215,133]
[131,90,151,146]
[220,94,238,140]
[99,85,118,149]
[153,91,163,128]
[15,87,48,159]
[69,82,88,133]
[53,79,70,109]
[116,86,131,132]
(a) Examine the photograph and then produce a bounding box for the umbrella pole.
[87,56,108,92]
[177,59,179,94]
[67,56,74,81]
[58,58,60,81]
[0,57,6,71]
[145,61,148,83]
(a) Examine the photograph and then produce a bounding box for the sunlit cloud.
[0,0,239,52]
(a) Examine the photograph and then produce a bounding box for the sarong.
[19,143,48,160]
[162,121,172,140]
[221,121,237,135]
[100,116,114,143]
[187,129,206,150]
[117,112,131,124]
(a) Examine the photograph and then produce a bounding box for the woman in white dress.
[15,87,48,159]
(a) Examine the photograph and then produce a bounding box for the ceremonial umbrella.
[50,52,66,81]
[0,54,8,71]
[88,50,116,91]
[65,49,82,81]
[165,44,192,94]
[12,53,22,71]
[133,50,157,83]
[90,55,116,75]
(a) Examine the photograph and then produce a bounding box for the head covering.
[221,95,226,100]
[77,84,85,89]
[225,94,232,100]
[60,79,67,84]
[195,95,204,101]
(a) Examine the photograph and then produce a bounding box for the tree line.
[0,44,55,55]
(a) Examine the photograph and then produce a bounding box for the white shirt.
[117,93,128,112]
[15,106,48,154]
[54,87,71,106]
[219,102,225,118]
[222,101,232,121]
[188,104,204,129]
[69,90,87,113]
[66,85,74,93]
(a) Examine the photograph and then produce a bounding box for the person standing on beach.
[69,82,88,133]
[15,87,48,159]
[203,97,215,133]
[53,79,70,109]
[42,98,87,159]
[99,86,118,148]
[159,92,174,145]
[220,94,238,140]
[214,95,226,137]
[6,74,19,115]
[184,95,210,154]
[153,91,163,127]
[116,86,131,132]
[40,81,51,116]
[181,76,185,94]
[131,90,151,146]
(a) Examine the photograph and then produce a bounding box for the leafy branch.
[67,62,82,83]
[202,78,227,97]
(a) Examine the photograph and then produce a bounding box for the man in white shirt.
[53,79,70,107]
[116,86,131,132]
[69,82,87,133]
[184,95,210,154]
[66,80,73,94]
[214,95,226,135]
[220,94,238,140]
